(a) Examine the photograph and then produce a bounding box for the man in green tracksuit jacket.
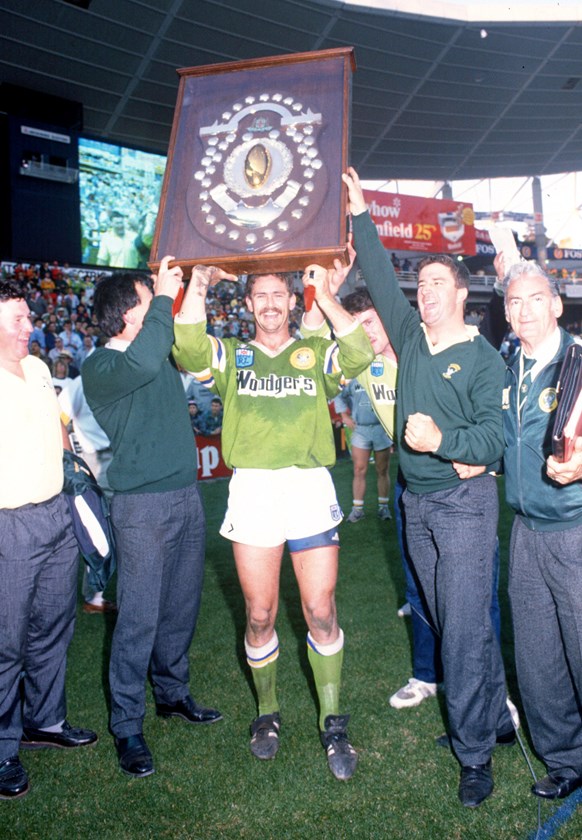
[501,258,582,801]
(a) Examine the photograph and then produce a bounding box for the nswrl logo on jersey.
[235,347,254,368]
[370,360,384,377]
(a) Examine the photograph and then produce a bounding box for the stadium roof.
[2,0,582,182]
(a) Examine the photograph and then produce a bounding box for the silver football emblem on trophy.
[187,94,326,252]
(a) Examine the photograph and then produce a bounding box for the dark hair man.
[173,261,374,781]
[82,257,223,779]
[331,288,395,524]
[343,168,512,808]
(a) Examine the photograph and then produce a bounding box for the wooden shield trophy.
[150,47,355,276]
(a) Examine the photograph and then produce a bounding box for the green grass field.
[3,456,581,839]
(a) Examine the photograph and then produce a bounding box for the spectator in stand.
[75,334,96,369]
[177,365,213,414]
[198,397,223,437]
[44,321,58,353]
[48,337,66,365]
[75,303,92,327]
[59,319,83,355]
[29,340,50,368]
[42,302,56,322]
[28,289,47,318]
[49,261,63,287]
[39,273,56,294]
[29,317,46,351]
[188,400,201,435]
[227,313,241,336]
[64,288,80,313]
[51,357,74,394]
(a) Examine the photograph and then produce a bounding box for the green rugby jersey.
[173,320,373,470]
[301,319,398,440]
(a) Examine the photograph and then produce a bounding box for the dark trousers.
[509,516,582,777]
[109,482,206,738]
[403,475,512,766]
[0,495,78,762]
[394,471,502,684]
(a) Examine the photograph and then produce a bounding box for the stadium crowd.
[3,258,579,384]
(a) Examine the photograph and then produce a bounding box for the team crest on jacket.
[442,363,461,380]
[538,387,558,413]
[290,347,316,370]
[235,347,254,368]
[370,360,384,377]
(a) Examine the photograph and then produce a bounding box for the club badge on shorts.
[235,347,254,368]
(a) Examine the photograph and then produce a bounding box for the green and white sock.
[245,632,279,716]
[307,629,344,730]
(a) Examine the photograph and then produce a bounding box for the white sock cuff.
[40,719,65,733]
[307,628,344,657]
[245,631,279,669]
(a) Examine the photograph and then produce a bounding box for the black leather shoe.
[21,720,98,749]
[155,696,223,725]
[459,760,493,807]
[0,756,29,800]
[532,772,582,799]
[115,734,155,778]
[436,729,515,749]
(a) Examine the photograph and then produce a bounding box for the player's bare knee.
[247,608,276,643]
[304,603,337,640]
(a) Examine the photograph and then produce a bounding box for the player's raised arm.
[177,264,237,323]
[302,264,357,336]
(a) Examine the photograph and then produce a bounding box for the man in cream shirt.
[0,279,97,802]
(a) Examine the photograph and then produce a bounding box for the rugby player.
[173,262,373,780]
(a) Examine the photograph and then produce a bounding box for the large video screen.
[79,137,167,269]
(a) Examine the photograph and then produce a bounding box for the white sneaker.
[346,507,364,523]
[389,678,438,709]
[377,505,392,520]
[397,602,411,618]
[506,697,520,729]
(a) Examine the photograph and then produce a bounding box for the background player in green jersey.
[173,262,373,781]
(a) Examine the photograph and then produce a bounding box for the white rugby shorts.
[219,466,343,547]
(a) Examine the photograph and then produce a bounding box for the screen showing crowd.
[79,137,167,269]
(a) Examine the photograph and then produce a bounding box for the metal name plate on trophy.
[150,48,355,275]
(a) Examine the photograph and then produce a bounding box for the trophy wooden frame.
[149,47,355,276]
